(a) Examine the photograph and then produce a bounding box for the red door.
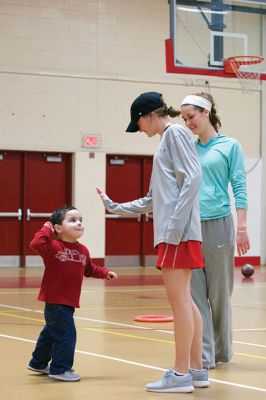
[0,151,72,267]
[0,152,23,267]
[24,152,72,267]
[105,155,156,267]
[141,157,157,265]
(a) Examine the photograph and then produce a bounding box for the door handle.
[0,208,22,220]
[105,214,141,222]
[145,213,153,222]
[27,209,51,221]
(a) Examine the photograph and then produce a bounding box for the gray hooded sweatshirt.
[102,124,202,247]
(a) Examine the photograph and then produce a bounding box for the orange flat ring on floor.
[134,314,174,323]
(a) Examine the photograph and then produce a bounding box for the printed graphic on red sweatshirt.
[55,248,87,266]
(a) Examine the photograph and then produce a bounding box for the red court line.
[0,277,42,289]
[0,275,164,289]
[0,270,266,288]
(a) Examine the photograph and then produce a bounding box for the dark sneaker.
[28,364,50,374]
[189,368,209,388]
[48,369,80,382]
[146,369,194,393]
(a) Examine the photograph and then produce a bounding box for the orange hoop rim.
[134,314,174,323]
[224,55,264,74]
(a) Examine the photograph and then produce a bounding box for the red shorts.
[156,241,204,269]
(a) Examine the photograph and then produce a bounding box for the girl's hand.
[96,187,109,201]
[236,231,250,256]
[106,271,118,280]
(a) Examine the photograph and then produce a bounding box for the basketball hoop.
[224,56,264,93]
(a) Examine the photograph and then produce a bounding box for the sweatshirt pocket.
[200,185,230,211]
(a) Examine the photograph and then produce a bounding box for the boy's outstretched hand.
[96,187,109,201]
[106,271,118,280]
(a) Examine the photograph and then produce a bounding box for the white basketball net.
[229,57,263,93]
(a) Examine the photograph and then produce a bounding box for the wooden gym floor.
[0,265,266,400]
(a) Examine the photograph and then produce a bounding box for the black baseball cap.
[126,91,164,132]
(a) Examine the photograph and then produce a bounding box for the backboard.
[166,0,266,80]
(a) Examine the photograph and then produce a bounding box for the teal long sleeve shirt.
[195,135,248,221]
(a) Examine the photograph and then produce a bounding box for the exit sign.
[82,134,101,148]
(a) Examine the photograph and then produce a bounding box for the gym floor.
[0,265,266,400]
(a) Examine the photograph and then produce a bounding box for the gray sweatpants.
[191,215,235,369]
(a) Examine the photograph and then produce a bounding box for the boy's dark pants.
[29,303,76,375]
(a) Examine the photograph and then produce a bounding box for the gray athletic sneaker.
[146,369,194,393]
[189,368,209,388]
[28,364,50,374]
[48,369,80,382]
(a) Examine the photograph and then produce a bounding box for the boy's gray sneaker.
[189,368,209,388]
[146,369,194,393]
[28,364,50,374]
[48,369,80,382]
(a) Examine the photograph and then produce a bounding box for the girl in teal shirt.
[180,93,250,369]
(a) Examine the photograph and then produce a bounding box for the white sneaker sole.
[193,381,209,388]
[48,374,80,382]
[146,385,194,393]
[28,365,49,375]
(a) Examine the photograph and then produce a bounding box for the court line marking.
[0,287,165,295]
[0,302,169,311]
[1,303,266,346]
[85,328,266,350]
[83,328,266,360]
[76,316,172,333]
[234,352,266,361]
[0,304,42,313]
[1,333,266,393]
[234,328,266,332]
[0,291,39,295]
[1,309,266,362]
[81,306,170,310]
[0,310,173,335]
[0,311,44,323]
[84,327,175,343]
[99,288,165,292]
[233,303,266,306]
[234,283,266,289]
[0,304,172,332]
[233,340,266,349]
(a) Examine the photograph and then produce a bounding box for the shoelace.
[164,369,174,379]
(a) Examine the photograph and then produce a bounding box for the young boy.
[27,205,118,382]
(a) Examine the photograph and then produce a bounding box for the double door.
[105,155,156,267]
[0,151,71,267]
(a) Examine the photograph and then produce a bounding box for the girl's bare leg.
[190,297,203,370]
[162,268,195,373]
[146,268,207,392]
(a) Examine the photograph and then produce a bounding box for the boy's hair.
[50,205,77,226]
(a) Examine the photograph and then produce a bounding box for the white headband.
[181,95,212,112]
